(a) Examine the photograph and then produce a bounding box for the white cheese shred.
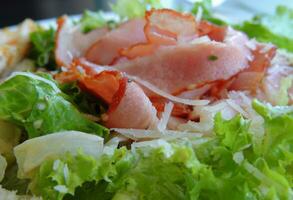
[157,102,174,132]
[112,128,202,141]
[128,75,210,106]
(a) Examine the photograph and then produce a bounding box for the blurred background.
[1,0,293,27]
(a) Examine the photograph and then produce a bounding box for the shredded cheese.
[112,128,202,141]
[157,102,174,132]
[128,75,210,106]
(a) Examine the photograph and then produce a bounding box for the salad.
[0,0,292,199]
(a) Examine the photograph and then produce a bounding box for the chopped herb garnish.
[208,55,218,61]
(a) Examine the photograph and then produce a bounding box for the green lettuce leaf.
[191,0,227,25]
[60,82,107,116]
[14,131,104,179]
[29,148,127,200]
[235,6,293,52]
[29,27,56,70]
[190,2,293,52]
[28,129,293,200]
[214,113,251,153]
[235,21,293,52]
[110,0,162,19]
[252,100,293,168]
[0,72,108,138]
[256,6,293,41]
[29,141,215,200]
[18,99,293,199]
[79,10,116,33]
[195,108,293,199]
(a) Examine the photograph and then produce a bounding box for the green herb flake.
[208,55,218,61]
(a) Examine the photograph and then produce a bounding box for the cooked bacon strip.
[55,16,108,67]
[120,10,228,61]
[197,21,226,42]
[150,96,192,117]
[230,44,276,92]
[55,60,158,129]
[145,9,197,43]
[116,33,251,94]
[85,19,146,65]
[120,43,158,60]
[120,9,198,60]
[106,81,158,129]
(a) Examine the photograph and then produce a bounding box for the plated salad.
[0,0,292,199]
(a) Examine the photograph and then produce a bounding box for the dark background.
[0,0,113,28]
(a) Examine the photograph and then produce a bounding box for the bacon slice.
[85,19,147,65]
[197,21,226,42]
[121,10,228,60]
[230,43,276,92]
[116,35,251,94]
[145,9,197,44]
[106,81,158,129]
[55,16,108,67]
[119,9,198,60]
[55,60,158,129]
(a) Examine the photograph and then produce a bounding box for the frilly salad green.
[0,0,292,199]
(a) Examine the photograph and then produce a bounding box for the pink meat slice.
[115,29,251,94]
[55,16,108,67]
[105,81,158,129]
[85,19,147,65]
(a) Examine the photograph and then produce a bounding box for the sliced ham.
[197,21,226,42]
[145,9,197,44]
[150,96,192,118]
[85,19,147,65]
[230,43,276,92]
[115,32,251,94]
[105,81,158,129]
[55,60,158,129]
[55,16,108,67]
[119,9,200,60]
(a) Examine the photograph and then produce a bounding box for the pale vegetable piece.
[14,131,104,179]
[0,120,21,158]
[0,59,35,78]
[262,64,293,106]
[0,19,37,75]
[0,185,41,200]
[272,49,293,66]
[0,154,7,182]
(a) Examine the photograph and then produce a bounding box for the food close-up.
[0,0,292,199]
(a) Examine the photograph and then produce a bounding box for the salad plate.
[0,0,292,199]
